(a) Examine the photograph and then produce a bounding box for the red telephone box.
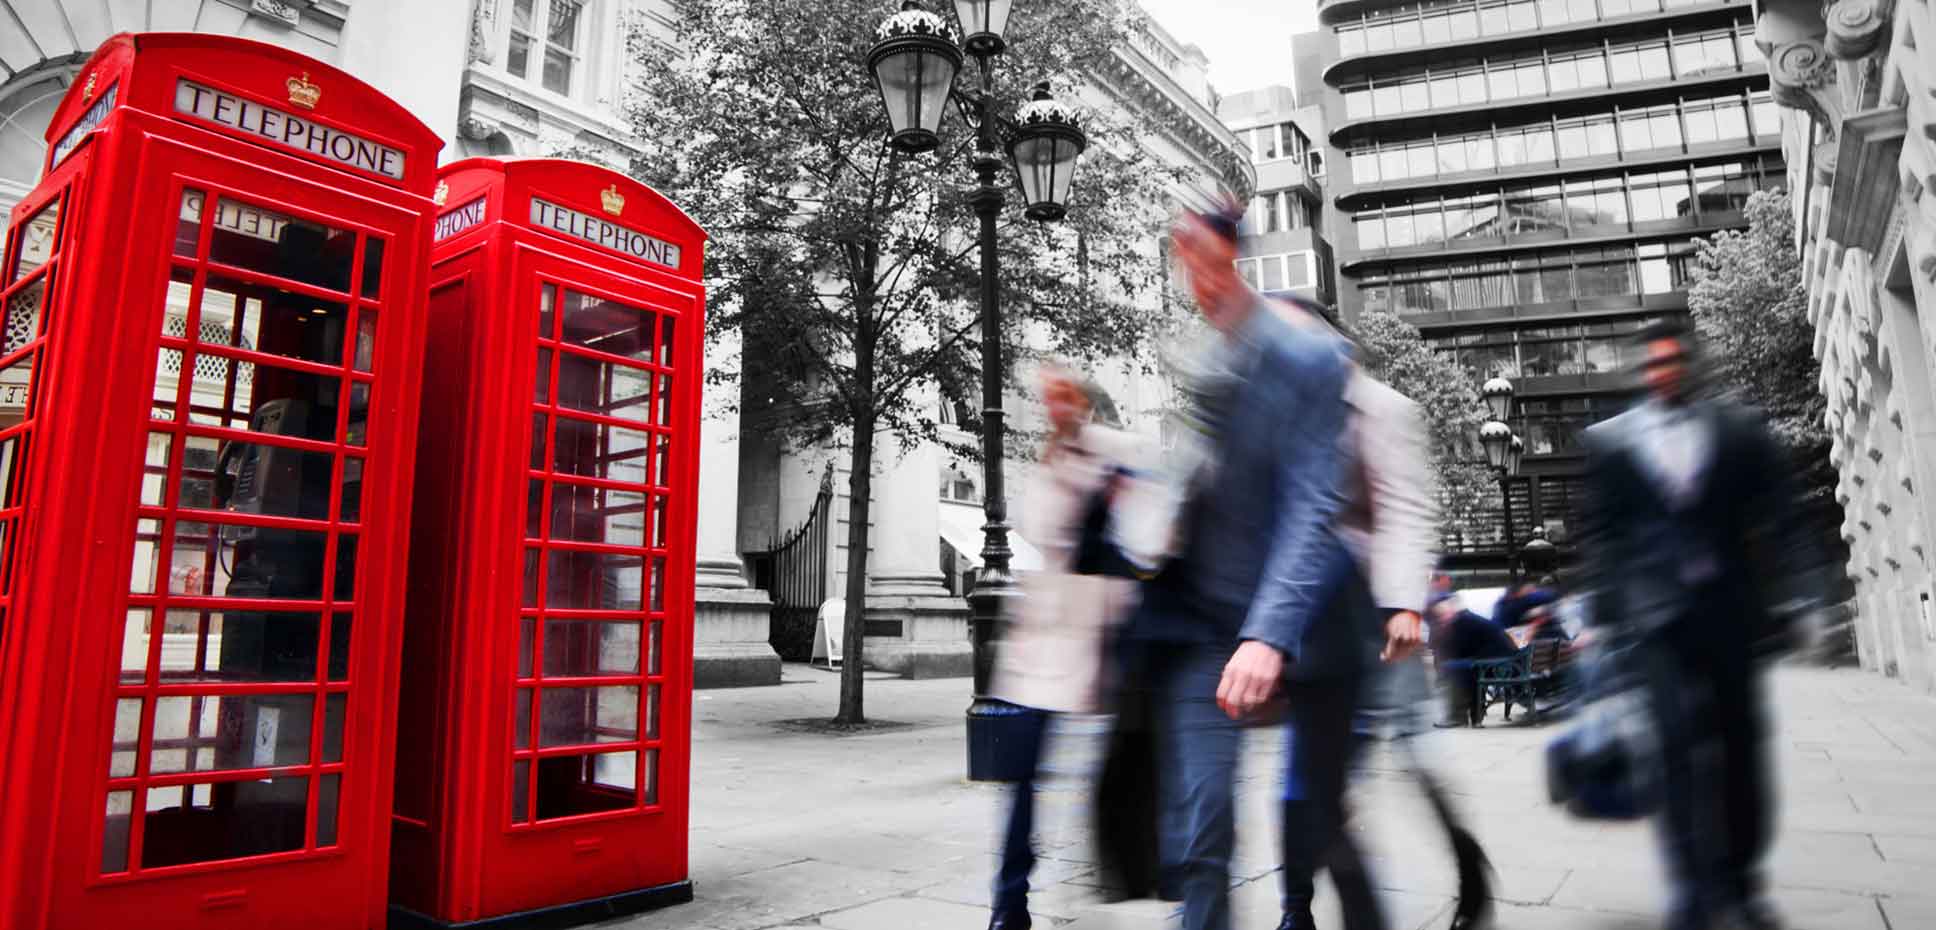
[389,158,705,928]
[0,34,440,930]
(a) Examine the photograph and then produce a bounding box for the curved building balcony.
[1334,138,1779,209]
[1392,289,1689,331]
[1328,64,1767,147]
[1321,0,1750,84]
[1340,212,1748,275]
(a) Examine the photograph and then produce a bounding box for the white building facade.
[1758,0,1936,691]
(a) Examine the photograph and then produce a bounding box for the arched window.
[0,67,80,217]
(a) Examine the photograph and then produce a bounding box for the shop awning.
[938,504,1044,572]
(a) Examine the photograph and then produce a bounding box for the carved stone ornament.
[1769,38,1843,140]
[249,0,302,28]
[460,116,503,142]
[470,0,497,65]
[1823,0,1889,60]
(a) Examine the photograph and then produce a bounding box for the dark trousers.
[1279,678,1380,930]
[1148,641,1245,930]
[993,707,1055,914]
[1644,629,1772,927]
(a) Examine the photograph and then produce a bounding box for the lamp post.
[867,0,1086,781]
[1477,376,1521,586]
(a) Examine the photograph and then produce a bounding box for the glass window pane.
[507,34,532,79]
[560,291,654,361]
[148,609,324,683]
[549,483,648,547]
[542,48,573,95]
[322,692,346,763]
[535,751,636,819]
[547,0,581,50]
[151,693,314,774]
[102,791,133,873]
[552,416,651,484]
[538,685,639,747]
[10,198,62,283]
[141,776,308,869]
[512,759,531,824]
[543,619,641,677]
[316,773,342,846]
[545,549,645,610]
[110,698,142,777]
[163,518,332,600]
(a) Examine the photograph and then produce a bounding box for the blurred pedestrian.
[1578,317,1825,930]
[1428,594,1519,728]
[985,366,1141,930]
[1307,353,1494,930]
[1493,577,1561,630]
[1114,202,1359,930]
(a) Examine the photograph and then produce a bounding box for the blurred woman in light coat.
[985,366,1142,930]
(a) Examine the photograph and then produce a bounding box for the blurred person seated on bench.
[1427,593,1518,727]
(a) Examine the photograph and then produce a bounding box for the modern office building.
[1756,0,1936,691]
[1313,0,1785,577]
[1219,86,1337,314]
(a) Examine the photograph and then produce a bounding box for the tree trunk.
[835,417,875,724]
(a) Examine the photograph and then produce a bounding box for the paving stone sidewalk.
[610,665,1936,930]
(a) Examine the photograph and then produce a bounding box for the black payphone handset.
[214,398,311,546]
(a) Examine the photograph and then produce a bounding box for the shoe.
[987,910,1031,930]
[1736,898,1785,930]
[1274,914,1315,930]
[1449,826,1495,930]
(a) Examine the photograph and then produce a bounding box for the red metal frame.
[392,158,705,927]
[0,34,439,930]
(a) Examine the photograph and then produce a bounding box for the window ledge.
[462,66,639,152]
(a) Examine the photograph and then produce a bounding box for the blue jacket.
[1125,303,1358,677]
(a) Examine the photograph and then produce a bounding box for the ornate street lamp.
[952,0,1012,57]
[1482,375,1515,421]
[1007,85,1086,222]
[867,0,1087,782]
[868,2,963,153]
[1479,419,1514,472]
[1506,433,1525,477]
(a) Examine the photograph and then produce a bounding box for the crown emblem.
[600,184,625,216]
[433,180,450,206]
[81,73,97,101]
[286,72,321,109]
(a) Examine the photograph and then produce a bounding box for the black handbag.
[1070,468,1145,579]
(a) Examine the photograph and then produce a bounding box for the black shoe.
[1274,913,1315,930]
[987,910,1031,930]
[1449,826,1495,930]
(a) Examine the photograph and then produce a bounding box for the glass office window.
[1497,128,1528,166]
[1609,46,1642,84]
[1401,77,1431,112]
[1525,124,1556,164]
[1567,0,1597,19]
[1407,141,1438,177]
[1352,149,1381,183]
[1414,203,1446,245]
[1393,14,1423,46]
[1387,211,1416,248]
[1750,91,1778,140]
[1422,10,1453,43]
[1575,247,1635,297]
[1618,108,1653,151]
[1507,0,1538,30]
[1638,42,1672,80]
[1586,115,1619,154]
[1465,133,1497,171]
[1649,106,1683,150]
[1578,50,1609,88]
[1448,7,1480,38]
[1637,241,1675,293]
[1366,20,1394,51]
[1515,61,1547,97]
[1736,29,1757,69]
[1717,97,1751,141]
[1556,117,1590,158]
[1488,64,1517,100]
[1682,100,1720,144]
[1374,84,1402,116]
[1260,255,1286,291]
[1458,69,1488,104]
[1431,73,1461,109]
[1340,25,1365,57]
[1346,89,1374,120]
[1538,0,1572,25]
[1357,214,1387,250]
[1380,146,1409,181]
[1549,55,1581,93]
[1479,0,1509,33]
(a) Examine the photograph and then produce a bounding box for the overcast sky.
[1136,0,1319,99]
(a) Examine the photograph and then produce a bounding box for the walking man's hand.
[1217,640,1285,720]
[1382,610,1424,663]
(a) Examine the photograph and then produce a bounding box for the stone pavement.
[610,665,1936,930]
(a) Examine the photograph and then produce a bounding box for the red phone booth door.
[53,140,421,928]
[476,246,695,913]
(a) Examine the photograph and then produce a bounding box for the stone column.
[863,436,971,678]
[691,339,779,688]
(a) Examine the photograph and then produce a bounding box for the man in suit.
[1579,317,1823,930]
[1120,208,1360,930]
[1428,593,1520,727]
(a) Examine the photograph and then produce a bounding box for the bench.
[1472,639,1575,723]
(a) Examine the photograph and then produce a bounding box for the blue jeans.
[1149,642,1244,930]
[993,708,1054,914]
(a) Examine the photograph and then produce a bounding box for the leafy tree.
[1353,308,1494,542]
[622,0,1190,722]
[1687,189,1833,498]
